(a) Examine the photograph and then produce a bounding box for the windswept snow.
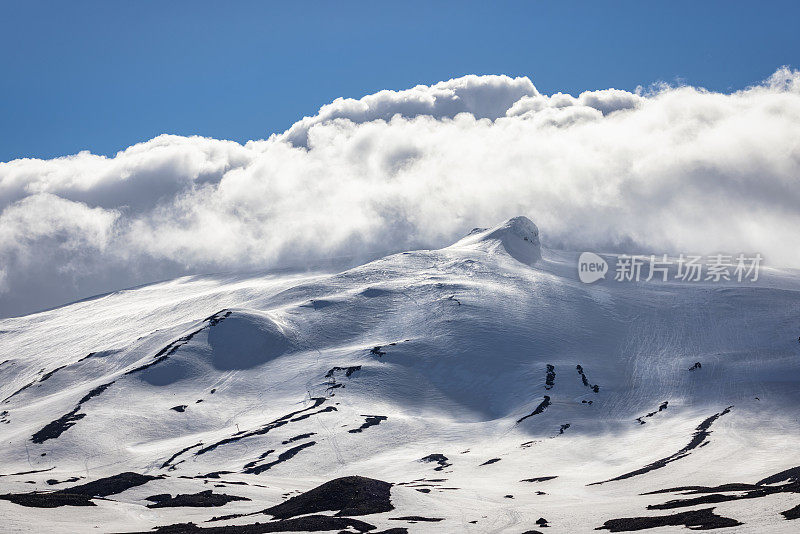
[0,216,798,533]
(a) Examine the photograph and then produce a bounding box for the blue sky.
[1,0,798,162]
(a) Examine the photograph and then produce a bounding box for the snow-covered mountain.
[1,216,799,533]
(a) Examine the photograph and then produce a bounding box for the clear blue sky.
[1,1,798,162]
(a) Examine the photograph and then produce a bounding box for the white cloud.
[1,68,800,317]
[281,74,539,147]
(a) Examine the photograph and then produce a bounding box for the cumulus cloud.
[281,74,539,147]
[1,68,800,317]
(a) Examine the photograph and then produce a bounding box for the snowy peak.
[449,215,541,265]
[1,212,799,533]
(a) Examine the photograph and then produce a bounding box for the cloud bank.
[2,69,800,317]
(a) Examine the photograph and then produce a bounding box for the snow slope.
[0,216,799,533]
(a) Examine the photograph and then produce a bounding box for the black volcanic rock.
[146,489,250,508]
[0,472,158,508]
[263,475,393,519]
[596,507,742,531]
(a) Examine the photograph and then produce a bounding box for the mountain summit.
[450,215,541,265]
